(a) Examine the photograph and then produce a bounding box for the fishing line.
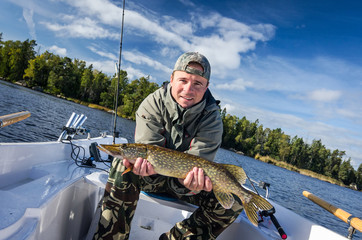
[246,173,260,196]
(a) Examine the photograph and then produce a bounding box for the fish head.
[98,143,147,163]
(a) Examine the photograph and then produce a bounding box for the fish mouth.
[98,144,123,158]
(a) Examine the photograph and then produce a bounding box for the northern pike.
[98,143,274,226]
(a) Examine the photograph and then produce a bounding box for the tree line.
[221,109,362,190]
[0,34,158,119]
[1,34,361,190]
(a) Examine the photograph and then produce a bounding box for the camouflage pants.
[93,158,243,240]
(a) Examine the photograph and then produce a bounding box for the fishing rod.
[112,0,126,144]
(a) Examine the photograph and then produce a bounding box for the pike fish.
[98,143,274,226]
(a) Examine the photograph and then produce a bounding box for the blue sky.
[1,0,362,168]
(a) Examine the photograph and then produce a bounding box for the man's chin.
[178,101,193,108]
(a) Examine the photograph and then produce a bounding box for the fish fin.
[214,191,235,209]
[220,164,247,185]
[122,166,133,175]
[243,192,274,226]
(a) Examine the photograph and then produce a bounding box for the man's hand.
[123,158,157,176]
[179,167,212,192]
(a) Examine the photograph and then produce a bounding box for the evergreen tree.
[119,76,158,119]
[23,51,52,88]
[254,125,267,155]
[289,136,308,168]
[338,159,356,185]
[356,164,362,190]
[307,140,327,174]
[323,149,343,179]
[79,65,94,101]
[100,70,128,108]
[0,33,3,72]
[279,134,291,162]
[9,39,36,82]
[89,71,110,104]
[264,128,283,159]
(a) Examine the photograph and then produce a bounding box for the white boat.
[0,112,357,240]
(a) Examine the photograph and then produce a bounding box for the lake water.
[1,80,361,239]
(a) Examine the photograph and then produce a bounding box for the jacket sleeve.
[134,91,170,185]
[185,109,223,162]
[134,91,166,147]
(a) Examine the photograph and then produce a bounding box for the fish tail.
[243,192,274,226]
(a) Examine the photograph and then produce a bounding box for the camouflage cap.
[173,52,211,81]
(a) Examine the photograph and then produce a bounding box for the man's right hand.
[123,158,157,176]
[178,167,213,192]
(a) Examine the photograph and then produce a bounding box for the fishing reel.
[259,208,287,239]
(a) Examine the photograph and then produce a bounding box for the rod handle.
[0,111,31,128]
[270,214,287,239]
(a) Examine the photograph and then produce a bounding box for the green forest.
[1,34,361,190]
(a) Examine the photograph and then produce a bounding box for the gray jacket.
[135,82,223,161]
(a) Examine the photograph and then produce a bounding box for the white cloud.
[123,66,152,81]
[163,16,194,36]
[307,89,342,102]
[222,103,236,113]
[23,7,36,40]
[336,108,359,119]
[215,78,253,91]
[42,17,119,39]
[88,46,117,60]
[88,60,117,75]
[46,0,275,80]
[62,0,122,26]
[200,13,275,42]
[48,45,67,56]
[123,51,172,74]
[87,59,152,81]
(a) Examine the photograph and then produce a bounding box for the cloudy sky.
[1,0,362,168]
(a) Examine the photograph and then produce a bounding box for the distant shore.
[253,154,357,190]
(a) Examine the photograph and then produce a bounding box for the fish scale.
[98,143,275,226]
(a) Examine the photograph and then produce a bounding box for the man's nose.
[183,82,194,92]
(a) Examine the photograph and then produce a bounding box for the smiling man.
[94,52,243,240]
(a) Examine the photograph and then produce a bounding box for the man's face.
[170,68,209,109]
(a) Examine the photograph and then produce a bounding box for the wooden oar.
[303,191,362,232]
[0,111,31,128]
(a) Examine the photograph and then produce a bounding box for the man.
[94,52,243,240]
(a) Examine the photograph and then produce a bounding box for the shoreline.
[253,154,361,191]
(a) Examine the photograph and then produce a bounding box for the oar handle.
[303,191,362,232]
[0,111,31,128]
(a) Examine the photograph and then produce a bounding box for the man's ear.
[170,72,174,83]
